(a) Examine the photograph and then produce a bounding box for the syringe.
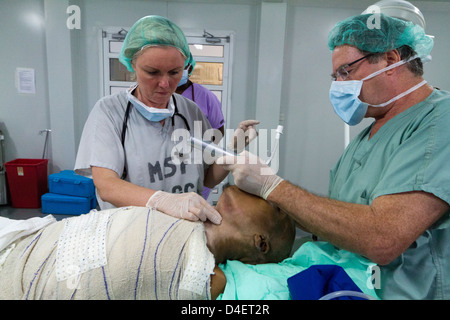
[190,137,237,158]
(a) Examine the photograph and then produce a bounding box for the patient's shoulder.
[210,265,227,300]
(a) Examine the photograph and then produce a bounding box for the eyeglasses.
[331,53,374,81]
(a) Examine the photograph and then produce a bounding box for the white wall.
[0,0,50,162]
[280,4,351,195]
[1,0,450,197]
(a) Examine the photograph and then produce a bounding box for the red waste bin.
[5,158,48,208]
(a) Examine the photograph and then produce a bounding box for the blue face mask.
[329,55,428,126]
[177,69,189,87]
[126,85,174,122]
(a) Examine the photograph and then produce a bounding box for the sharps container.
[4,158,48,208]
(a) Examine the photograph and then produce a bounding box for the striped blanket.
[0,207,215,300]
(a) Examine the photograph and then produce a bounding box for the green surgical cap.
[119,15,195,72]
[328,13,433,57]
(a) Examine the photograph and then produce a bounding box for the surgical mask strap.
[362,55,419,81]
[371,79,427,108]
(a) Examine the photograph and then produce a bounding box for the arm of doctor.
[217,153,449,266]
[92,166,222,224]
[92,166,154,207]
[268,180,449,266]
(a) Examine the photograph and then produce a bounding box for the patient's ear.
[254,234,270,254]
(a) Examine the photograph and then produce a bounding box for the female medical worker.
[75,16,228,224]
[218,13,450,299]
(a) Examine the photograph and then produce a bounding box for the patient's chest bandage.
[56,210,111,281]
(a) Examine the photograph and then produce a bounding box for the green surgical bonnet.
[328,13,433,57]
[119,15,195,72]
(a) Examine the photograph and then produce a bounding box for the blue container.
[41,193,96,215]
[49,170,95,198]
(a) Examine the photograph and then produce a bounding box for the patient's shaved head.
[205,185,296,264]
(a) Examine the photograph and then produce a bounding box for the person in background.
[176,65,225,136]
[176,65,225,200]
[176,65,260,201]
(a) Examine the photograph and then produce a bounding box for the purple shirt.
[180,83,224,129]
[181,83,225,200]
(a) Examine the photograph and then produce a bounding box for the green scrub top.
[329,89,450,300]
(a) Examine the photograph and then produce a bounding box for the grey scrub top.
[329,89,450,299]
[75,91,212,209]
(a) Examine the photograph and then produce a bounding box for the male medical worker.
[218,13,450,299]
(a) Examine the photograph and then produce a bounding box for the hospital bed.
[1,211,379,300]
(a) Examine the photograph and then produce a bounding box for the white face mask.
[329,55,429,126]
[126,84,175,122]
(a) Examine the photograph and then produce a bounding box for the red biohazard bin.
[4,158,49,208]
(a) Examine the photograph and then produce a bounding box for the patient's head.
[204,185,295,265]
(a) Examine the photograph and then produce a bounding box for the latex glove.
[227,120,260,153]
[216,151,284,200]
[146,191,222,225]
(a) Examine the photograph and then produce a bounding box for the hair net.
[119,15,195,72]
[328,13,433,57]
